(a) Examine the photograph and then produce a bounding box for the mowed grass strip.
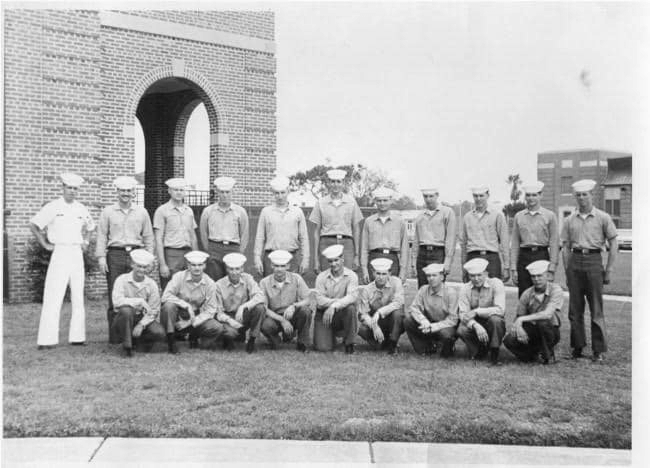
[3,288,631,448]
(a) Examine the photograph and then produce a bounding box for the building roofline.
[538,148,632,156]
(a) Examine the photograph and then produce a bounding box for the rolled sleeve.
[439,287,459,329]
[338,275,359,308]
[408,288,429,326]
[444,210,457,268]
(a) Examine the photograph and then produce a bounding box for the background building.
[537,149,632,228]
[4,10,277,302]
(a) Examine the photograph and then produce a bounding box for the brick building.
[537,149,632,228]
[3,10,277,302]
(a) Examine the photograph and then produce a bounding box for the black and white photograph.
[2,2,647,466]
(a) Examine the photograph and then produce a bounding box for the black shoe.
[246,337,256,354]
[488,348,501,366]
[475,347,489,360]
[37,345,55,350]
[222,337,235,351]
[296,342,307,353]
[124,347,133,358]
[571,348,584,359]
[386,339,397,355]
[167,334,179,354]
[70,342,86,346]
[189,339,199,349]
[345,344,355,354]
[540,350,557,365]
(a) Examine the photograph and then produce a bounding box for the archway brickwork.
[4,10,276,302]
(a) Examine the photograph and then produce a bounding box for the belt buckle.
[336,234,343,240]
[125,246,132,252]
[382,249,390,254]
[581,248,588,255]
[480,250,487,255]
[223,241,229,245]
[531,246,539,252]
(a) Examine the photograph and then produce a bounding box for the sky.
[133,2,650,205]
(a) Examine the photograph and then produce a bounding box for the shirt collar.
[525,208,541,215]
[126,272,148,287]
[167,200,188,212]
[326,268,349,280]
[424,207,440,216]
[112,203,134,213]
[472,207,490,215]
[427,285,444,296]
[327,195,348,205]
[374,211,392,221]
[184,271,207,286]
[272,205,290,213]
[472,278,492,290]
[272,274,293,287]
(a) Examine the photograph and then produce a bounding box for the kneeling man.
[357,258,404,354]
[314,244,359,353]
[260,250,314,352]
[504,260,562,364]
[160,250,226,354]
[404,263,458,357]
[214,253,266,353]
[457,258,506,365]
[111,249,165,357]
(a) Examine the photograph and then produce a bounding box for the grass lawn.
[3,285,631,448]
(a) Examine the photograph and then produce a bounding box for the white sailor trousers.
[37,244,86,345]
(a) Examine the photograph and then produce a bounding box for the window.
[561,159,573,168]
[605,199,620,217]
[561,176,573,194]
[605,187,621,226]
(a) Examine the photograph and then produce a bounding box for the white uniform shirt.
[30,197,95,245]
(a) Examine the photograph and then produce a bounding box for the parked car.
[617,229,632,250]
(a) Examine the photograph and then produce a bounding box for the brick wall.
[3,10,276,302]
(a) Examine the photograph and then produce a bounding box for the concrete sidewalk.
[1,437,632,467]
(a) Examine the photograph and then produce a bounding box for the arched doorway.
[134,77,217,215]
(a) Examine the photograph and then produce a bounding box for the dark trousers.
[566,252,607,353]
[262,250,300,277]
[358,306,404,345]
[313,305,358,351]
[159,302,227,349]
[457,315,506,358]
[504,320,560,362]
[110,306,165,350]
[220,303,266,341]
[367,250,400,279]
[466,251,501,279]
[416,246,445,288]
[403,314,457,356]
[105,249,132,343]
[161,247,191,291]
[206,241,240,281]
[261,305,312,347]
[318,236,355,270]
[516,248,550,297]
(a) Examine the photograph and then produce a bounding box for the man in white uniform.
[29,172,95,349]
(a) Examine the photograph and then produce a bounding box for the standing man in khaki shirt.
[153,178,198,291]
[254,176,309,277]
[199,176,249,282]
[96,176,154,343]
[458,186,509,281]
[456,258,507,365]
[313,244,359,353]
[260,250,314,352]
[561,179,618,362]
[309,168,363,273]
[413,188,456,287]
[510,181,559,297]
[360,187,409,284]
[357,258,404,355]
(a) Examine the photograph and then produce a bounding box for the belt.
[419,245,444,251]
[370,248,399,255]
[520,246,549,252]
[209,240,240,246]
[469,250,497,256]
[107,245,142,252]
[164,246,191,251]
[265,249,297,254]
[321,234,352,240]
[571,248,601,254]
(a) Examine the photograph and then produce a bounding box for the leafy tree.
[503,173,526,219]
[289,163,402,207]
